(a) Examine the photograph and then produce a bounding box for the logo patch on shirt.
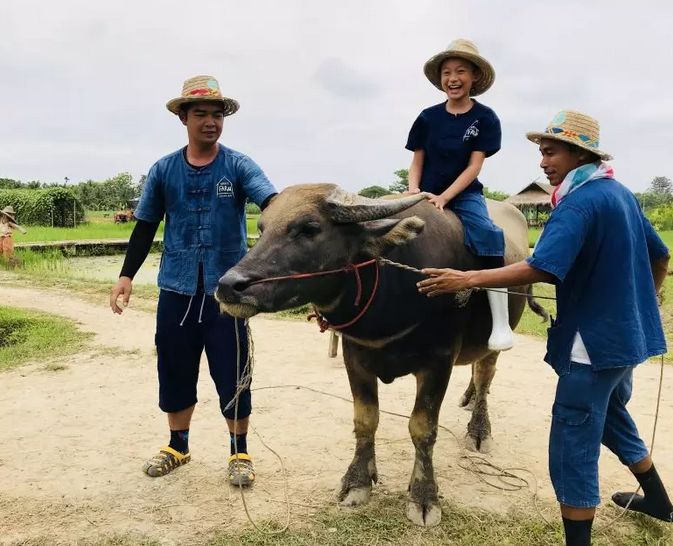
[463,120,480,141]
[216,177,234,198]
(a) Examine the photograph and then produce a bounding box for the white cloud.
[1,0,671,193]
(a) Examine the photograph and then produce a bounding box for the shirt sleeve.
[236,155,277,207]
[133,163,165,223]
[526,204,591,283]
[472,110,501,157]
[405,113,427,151]
[641,213,669,261]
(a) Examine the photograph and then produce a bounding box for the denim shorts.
[549,362,649,507]
[155,289,251,420]
[449,191,505,257]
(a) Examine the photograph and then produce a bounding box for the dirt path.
[1,281,672,545]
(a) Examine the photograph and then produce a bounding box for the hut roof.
[505,181,554,206]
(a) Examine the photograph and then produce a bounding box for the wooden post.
[328,330,339,358]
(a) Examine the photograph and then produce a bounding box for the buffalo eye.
[288,219,322,239]
[298,221,321,238]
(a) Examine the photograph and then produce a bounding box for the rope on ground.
[232,319,291,535]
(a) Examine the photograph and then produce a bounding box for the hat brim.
[166,96,239,116]
[1,211,17,222]
[423,51,495,96]
[526,132,612,161]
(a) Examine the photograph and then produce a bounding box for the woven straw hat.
[1,206,17,222]
[526,110,612,161]
[423,39,495,96]
[166,75,239,116]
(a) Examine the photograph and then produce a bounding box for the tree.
[388,169,409,193]
[359,185,391,199]
[483,187,509,201]
[649,176,672,196]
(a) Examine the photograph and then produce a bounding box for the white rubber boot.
[487,289,513,351]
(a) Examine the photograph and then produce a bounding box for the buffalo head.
[216,184,429,317]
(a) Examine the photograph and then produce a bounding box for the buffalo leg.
[338,353,379,507]
[465,352,497,453]
[406,362,452,527]
[458,363,476,410]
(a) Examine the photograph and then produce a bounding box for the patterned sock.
[562,517,593,546]
[169,429,190,454]
[612,464,673,522]
[230,432,248,455]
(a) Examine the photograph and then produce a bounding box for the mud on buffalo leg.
[406,361,453,527]
[338,354,379,507]
[465,352,497,453]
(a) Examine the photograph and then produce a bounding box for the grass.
[0,305,92,371]
[13,211,261,243]
[8,494,672,545]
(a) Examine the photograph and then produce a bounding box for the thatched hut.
[506,181,553,226]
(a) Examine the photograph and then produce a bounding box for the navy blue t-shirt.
[527,178,668,373]
[405,100,501,195]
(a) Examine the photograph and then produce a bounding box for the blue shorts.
[449,192,504,257]
[549,363,649,508]
[155,289,251,420]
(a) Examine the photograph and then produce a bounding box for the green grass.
[0,305,92,371]
[13,211,261,244]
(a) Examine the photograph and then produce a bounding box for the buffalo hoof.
[465,432,493,453]
[339,486,371,507]
[406,500,442,527]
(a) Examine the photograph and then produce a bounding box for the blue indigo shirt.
[405,100,501,195]
[134,144,276,296]
[527,178,668,373]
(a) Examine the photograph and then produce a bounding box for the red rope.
[247,258,380,332]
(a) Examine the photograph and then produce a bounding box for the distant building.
[505,181,553,226]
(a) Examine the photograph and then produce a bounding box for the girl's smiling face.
[440,58,480,101]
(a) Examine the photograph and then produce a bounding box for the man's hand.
[110,276,133,314]
[426,194,450,210]
[417,267,471,297]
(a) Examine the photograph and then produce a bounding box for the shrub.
[0,187,84,226]
[647,204,673,231]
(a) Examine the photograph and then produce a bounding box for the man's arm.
[652,254,669,295]
[418,261,555,297]
[110,220,160,314]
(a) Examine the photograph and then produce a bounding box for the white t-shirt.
[571,331,592,365]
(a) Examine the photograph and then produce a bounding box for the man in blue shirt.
[110,75,277,486]
[417,110,672,546]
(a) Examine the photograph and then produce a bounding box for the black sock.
[612,464,673,522]
[230,432,248,455]
[169,429,190,454]
[562,517,593,546]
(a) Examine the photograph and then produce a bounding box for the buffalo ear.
[360,216,425,256]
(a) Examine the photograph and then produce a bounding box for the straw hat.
[526,110,612,161]
[423,39,495,96]
[166,75,239,116]
[1,206,17,222]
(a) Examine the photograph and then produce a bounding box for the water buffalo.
[216,184,546,526]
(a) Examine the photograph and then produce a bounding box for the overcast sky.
[1,0,671,195]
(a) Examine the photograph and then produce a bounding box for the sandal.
[227,453,255,487]
[142,446,191,477]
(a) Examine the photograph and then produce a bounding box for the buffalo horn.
[325,188,431,223]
